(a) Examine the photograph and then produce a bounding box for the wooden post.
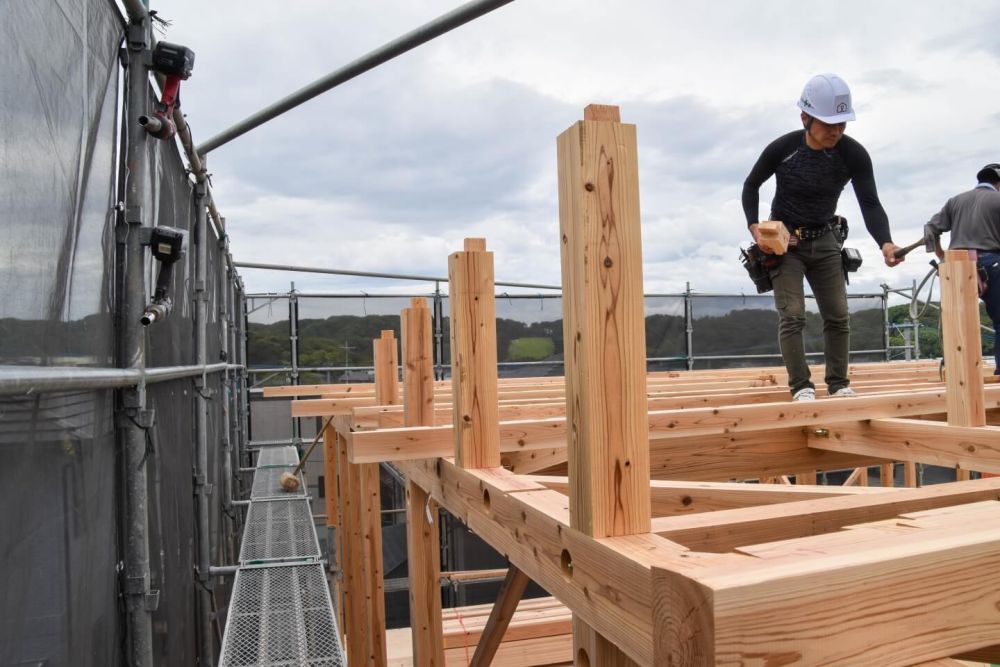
[402,299,445,666]
[795,470,817,485]
[322,422,343,637]
[402,298,435,428]
[448,238,501,468]
[343,330,397,666]
[339,427,370,665]
[941,250,985,482]
[374,329,400,406]
[558,104,650,665]
[880,462,895,488]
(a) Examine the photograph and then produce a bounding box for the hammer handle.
[893,238,925,260]
[291,415,335,476]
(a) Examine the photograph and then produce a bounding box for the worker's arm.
[742,133,798,248]
[925,212,948,261]
[842,137,899,266]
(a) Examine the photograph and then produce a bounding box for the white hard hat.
[797,73,856,123]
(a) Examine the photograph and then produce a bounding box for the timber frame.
[264,108,1000,666]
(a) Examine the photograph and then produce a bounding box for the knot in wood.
[584,182,595,192]
[603,257,613,268]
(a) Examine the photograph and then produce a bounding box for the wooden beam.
[530,476,889,517]
[469,566,531,666]
[651,477,1000,552]
[449,238,501,468]
[346,387,1000,465]
[398,457,682,665]
[654,513,1000,665]
[402,299,445,667]
[809,419,1000,474]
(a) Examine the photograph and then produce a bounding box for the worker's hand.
[749,223,772,253]
[933,237,945,262]
[882,242,903,267]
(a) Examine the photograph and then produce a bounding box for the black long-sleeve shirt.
[742,130,892,247]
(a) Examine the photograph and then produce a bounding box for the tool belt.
[740,244,780,294]
[789,215,849,245]
[791,225,831,241]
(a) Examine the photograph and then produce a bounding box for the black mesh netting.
[1,1,240,664]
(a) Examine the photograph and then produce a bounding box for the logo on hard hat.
[836,102,848,113]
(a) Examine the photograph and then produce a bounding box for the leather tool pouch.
[741,244,779,294]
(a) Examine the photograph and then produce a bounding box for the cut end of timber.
[463,237,487,252]
[279,471,301,492]
[583,104,621,122]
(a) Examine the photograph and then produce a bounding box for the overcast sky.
[156,1,1000,300]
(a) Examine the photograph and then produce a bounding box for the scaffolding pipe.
[220,254,235,553]
[240,287,253,467]
[120,9,155,667]
[193,182,216,666]
[288,285,301,440]
[209,565,241,577]
[196,0,517,155]
[235,260,560,290]
[0,363,238,396]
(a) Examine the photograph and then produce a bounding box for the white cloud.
[153,0,1000,301]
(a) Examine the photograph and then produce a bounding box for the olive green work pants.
[770,232,850,396]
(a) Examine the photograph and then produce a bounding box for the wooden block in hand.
[757,221,790,255]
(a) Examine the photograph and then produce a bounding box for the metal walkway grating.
[219,563,345,667]
[257,446,300,468]
[252,466,306,500]
[240,499,321,565]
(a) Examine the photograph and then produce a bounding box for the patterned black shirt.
[742,130,892,246]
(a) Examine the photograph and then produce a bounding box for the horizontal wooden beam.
[397,456,688,665]
[529,476,889,517]
[655,512,1000,664]
[808,418,1000,474]
[348,388,994,465]
[650,477,1000,552]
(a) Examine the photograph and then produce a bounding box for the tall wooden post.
[322,423,343,634]
[557,104,650,665]
[448,238,501,468]
[941,250,986,481]
[402,299,445,666]
[348,329,397,666]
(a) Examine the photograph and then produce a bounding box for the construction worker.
[742,73,902,401]
[925,163,1000,372]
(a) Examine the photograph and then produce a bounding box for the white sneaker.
[831,387,857,397]
[792,387,816,401]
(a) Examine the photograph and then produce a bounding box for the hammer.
[893,224,938,260]
[279,415,335,492]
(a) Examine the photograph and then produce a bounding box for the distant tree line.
[246,306,908,369]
